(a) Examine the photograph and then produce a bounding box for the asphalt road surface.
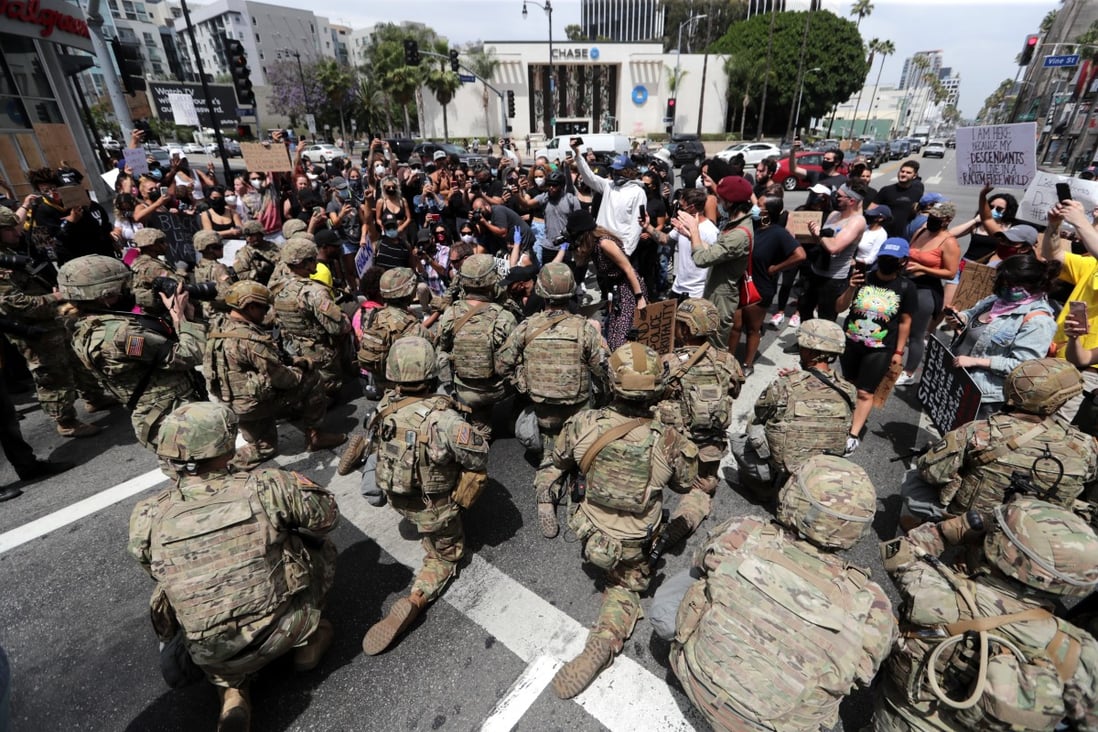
[1,150,977,731]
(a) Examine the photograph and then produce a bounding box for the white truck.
[912,125,930,147]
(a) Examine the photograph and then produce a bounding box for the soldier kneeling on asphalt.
[128,402,339,732]
[902,358,1098,530]
[362,336,489,656]
[649,455,896,732]
[355,267,434,396]
[874,498,1098,730]
[205,280,346,469]
[730,318,855,498]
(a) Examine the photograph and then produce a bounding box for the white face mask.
[225,194,237,204]
[374,164,386,176]
[249,179,264,189]
[460,234,475,244]
[534,176,545,187]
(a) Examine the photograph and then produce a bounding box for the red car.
[773,151,850,191]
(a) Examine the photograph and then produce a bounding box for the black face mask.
[209,199,226,214]
[148,189,160,202]
[821,159,837,171]
[876,257,902,275]
[925,216,944,233]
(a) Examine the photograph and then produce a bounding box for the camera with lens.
[820,228,836,238]
[551,233,569,247]
[0,254,32,270]
[151,276,218,301]
[468,209,484,224]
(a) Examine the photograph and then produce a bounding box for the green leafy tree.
[564,24,584,41]
[711,10,869,137]
[467,46,501,139]
[424,41,462,141]
[1040,10,1057,35]
[849,0,873,28]
[361,22,443,137]
[977,78,1016,124]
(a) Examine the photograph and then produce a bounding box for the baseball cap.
[865,205,892,220]
[715,175,753,204]
[503,265,539,286]
[1002,224,1039,246]
[314,228,341,248]
[877,237,909,259]
[609,154,636,171]
[919,192,945,207]
[329,176,348,190]
[432,150,447,161]
[808,183,831,196]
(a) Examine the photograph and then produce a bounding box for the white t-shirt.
[855,226,887,266]
[670,218,715,298]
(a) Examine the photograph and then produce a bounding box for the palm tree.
[467,47,501,140]
[861,39,894,137]
[425,42,462,141]
[666,63,688,97]
[850,0,874,28]
[848,38,879,139]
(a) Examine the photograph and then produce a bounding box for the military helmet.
[459,254,500,289]
[1003,358,1083,416]
[777,455,876,551]
[282,239,318,265]
[282,218,307,239]
[797,318,846,355]
[224,280,271,310]
[0,206,16,228]
[608,342,664,401]
[57,255,132,301]
[241,220,264,236]
[984,497,1098,598]
[385,336,439,383]
[534,262,575,299]
[380,267,416,299]
[192,230,223,253]
[155,402,238,462]
[676,298,719,337]
[133,227,166,249]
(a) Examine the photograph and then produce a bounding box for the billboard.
[146,82,240,127]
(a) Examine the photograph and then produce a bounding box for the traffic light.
[1020,34,1039,66]
[506,90,515,118]
[666,98,677,121]
[222,37,255,106]
[111,38,146,95]
[404,39,420,66]
[449,49,460,73]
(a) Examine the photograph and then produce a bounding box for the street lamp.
[793,67,822,137]
[671,13,706,134]
[522,0,553,135]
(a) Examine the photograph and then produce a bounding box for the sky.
[303,0,1056,120]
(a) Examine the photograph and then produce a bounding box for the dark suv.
[665,134,706,167]
[412,141,485,167]
[890,140,911,160]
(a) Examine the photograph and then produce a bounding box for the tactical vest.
[583,413,661,514]
[149,475,300,647]
[673,522,878,730]
[273,278,322,341]
[451,300,502,381]
[357,307,421,374]
[204,323,275,411]
[670,344,734,437]
[236,246,277,285]
[375,396,460,496]
[949,415,1096,514]
[765,370,852,473]
[523,313,588,404]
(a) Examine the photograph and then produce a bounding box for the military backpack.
[670,343,735,437]
[523,313,589,404]
[765,369,853,473]
[357,307,421,375]
[451,300,503,381]
[580,412,661,514]
[375,395,460,496]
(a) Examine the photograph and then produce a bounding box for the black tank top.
[205,210,234,233]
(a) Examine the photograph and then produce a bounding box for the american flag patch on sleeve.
[125,335,145,357]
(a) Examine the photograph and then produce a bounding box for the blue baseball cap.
[609,154,636,171]
[919,192,945,207]
[865,205,892,220]
[877,237,909,258]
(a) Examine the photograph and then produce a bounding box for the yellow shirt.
[310,262,334,292]
[1054,252,1098,368]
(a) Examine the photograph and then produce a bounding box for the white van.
[534,133,630,162]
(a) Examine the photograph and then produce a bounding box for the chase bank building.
[419,41,728,142]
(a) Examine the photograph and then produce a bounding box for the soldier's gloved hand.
[292,356,314,370]
[937,510,987,546]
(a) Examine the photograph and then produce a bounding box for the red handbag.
[737,226,762,307]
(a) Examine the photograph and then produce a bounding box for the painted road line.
[479,656,562,732]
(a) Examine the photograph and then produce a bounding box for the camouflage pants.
[9,328,107,423]
[297,341,343,397]
[233,373,330,469]
[730,428,780,498]
[531,402,586,505]
[593,552,649,647]
[389,493,464,602]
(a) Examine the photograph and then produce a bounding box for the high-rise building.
[580,0,665,42]
[898,50,943,90]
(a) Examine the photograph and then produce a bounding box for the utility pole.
[179,0,232,183]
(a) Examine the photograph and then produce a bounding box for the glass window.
[2,36,54,99]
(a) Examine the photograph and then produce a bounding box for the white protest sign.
[122,147,148,175]
[167,92,200,127]
[1017,171,1098,226]
[955,122,1037,188]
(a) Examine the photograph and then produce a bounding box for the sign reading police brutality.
[955,122,1037,188]
[632,298,676,354]
[151,211,201,267]
[917,335,982,434]
[1017,171,1098,226]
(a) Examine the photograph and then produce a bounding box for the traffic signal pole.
[415,48,510,139]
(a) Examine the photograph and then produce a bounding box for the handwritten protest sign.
[632,298,676,354]
[122,148,148,175]
[57,185,90,210]
[917,335,982,434]
[151,210,200,267]
[1017,171,1098,226]
[787,211,823,243]
[241,142,293,173]
[952,261,998,311]
[955,122,1037,188]
[167,92,200,127]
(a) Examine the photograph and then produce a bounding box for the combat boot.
[84,397,120,413]
[217,686,251,732]
[551,635,614,699]
[56,419,102,438]
[337,433,367,475]
[306,429,347,452]
[293,618,333,672]
[362,590,427,655]
[538,503,559,539]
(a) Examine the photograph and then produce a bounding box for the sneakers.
[362,591,427,656]
[551,635,615,699]
[895,372,918,386]
[844,435,860,457]
[293,618,333,672]
[337,433,367,475]
[768,312,785,329]
[56,420,102,438]
[538,503,559,539]
[305,429,347,452]
[742,364,754,378]
[787,313,801,330]
[217,686,251,732]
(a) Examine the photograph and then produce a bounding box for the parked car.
[715,141,783,165]
[412,141,484,167]
[856,142,886,168]
[922,140,947,159]
[534,133,629,163]
[773,151,850,191]
[147,146,171,168]
[945,138,956,149]
[812,138,841,151]
[905,138,922,153]
[300,143,345,163]
[203,140,242,158]
[889,140,911,160]
[665,134,706,167]
[101,138,121,152]
[181,142,205,155]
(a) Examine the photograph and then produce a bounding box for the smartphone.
[1070,300,1089,333]
[639,205,647,224]
[853,260,868,276]
[1057,182,1073,202]
[570,136,584,148]
[159,186,169,198]
[311,206,325,218]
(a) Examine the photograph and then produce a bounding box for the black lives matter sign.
[917,335,982,434]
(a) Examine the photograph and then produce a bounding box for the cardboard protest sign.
[955,122,1037,188]
[951,261,998,311]
[1017,171,1098,226]
[787,211,823,243]
[57,185,90,210]
[241,142,293,173]
[873,360,904,408]
[167,92,200,127]
[917,335,983,434]
[632,298,676,354]
[122,148,148,175]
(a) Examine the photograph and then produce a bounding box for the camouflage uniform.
[875,499,1098,731]
[191,230,234,322]
[233,221,280,285]
[272,240,349,396]
[128,403,338,696]
[356,268,433,394]
[436,256,518,435]
[59,255,205,449]
[664,456,895,731]
[268,233,313,296]
[130,228,183,315]
[692,215,752,347]
[549,343,698,699]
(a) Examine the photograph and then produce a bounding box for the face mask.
[249,178,262,188]
[749,205,761,220]
[225,194,237,205]
[717,201,730,219]
[349,178,362,190]
[434,232,447,243]
[374,165,386,176]
[460,234,475,244]
[383,227,399,238]
[148,189,160,202]
[384,187,396,195]
[695,177,706,190]
[991,209,1003,221]
[821,159,836,171]
[925,216,944,233]
[638,166,649,174]
[876,257,902,275]
[997,285,1030,302]
[209,199,226,213]
[335,190,348,201]
[150,169,163,181]
[533,176,545,187]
